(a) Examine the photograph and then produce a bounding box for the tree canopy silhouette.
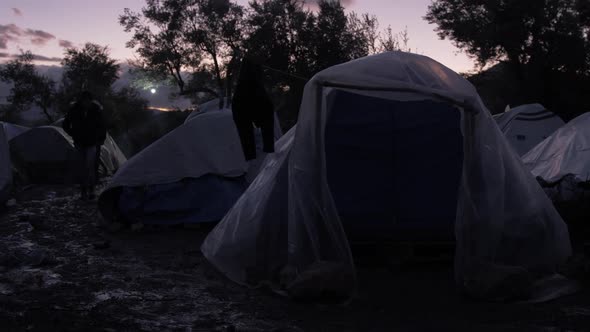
[426,0,590,118]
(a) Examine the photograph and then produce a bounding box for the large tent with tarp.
[201,51,573,301]
[98,107,281,226]
[9,125,126,184]
[493,104,564,156]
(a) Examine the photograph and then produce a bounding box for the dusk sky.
[0,0,475,73]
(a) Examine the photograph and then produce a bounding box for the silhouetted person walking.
[62,91,107,200]
[232,57,275,161]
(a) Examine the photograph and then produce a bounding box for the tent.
[0,124,11,202]
[494,104,564,156]
[98,108,281,226]
[51,118,127,175]
[9,125,126,184]
[201,51,572,301]
[522,112,590,201]
[184,98,231,123]
[1,122,30,141]
[0,122,29,202]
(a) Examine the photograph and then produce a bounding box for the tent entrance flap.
[324,90,464,241]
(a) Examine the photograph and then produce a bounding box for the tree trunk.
[226,56,238,107]
[212,54,225,110]
[41,105,54,123]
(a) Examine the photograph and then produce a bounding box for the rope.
[260,65,310,82]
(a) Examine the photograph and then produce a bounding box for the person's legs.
[94,146,101,181]
[87,146,98,199]
[259,115,275,153]
[76,146,90,200]
[232,112,257,160]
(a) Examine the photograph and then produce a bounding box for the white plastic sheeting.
[105,110,247,188]
[0,124,12,202]
[202,51,572,300]
[495,104,564,156]
[523,112,590,183]
[98,108,281,223]
[184,102,282,182]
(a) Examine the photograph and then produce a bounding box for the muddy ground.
[1,184,589,331]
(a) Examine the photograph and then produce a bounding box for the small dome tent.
[522,112,590,201]
[523,112,590,184]
[201,52,572,301]
[1,122,30,141]
[9,125,126,184]
[494,104,564,156]
[51,118,127,175]
[98,108,281,226]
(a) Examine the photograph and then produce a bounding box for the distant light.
[150,88,156,94]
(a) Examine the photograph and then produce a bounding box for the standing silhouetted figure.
[62,91,107,200]
[232,57,275,161]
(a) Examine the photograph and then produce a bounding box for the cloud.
[12,8,23,17]
[25,29,56,46]
[303,0,355,9]
[31,54,61,62]
[58,39,74,48]
[0,24,57,48]
[0,24,22,49]
[0,52,61,62]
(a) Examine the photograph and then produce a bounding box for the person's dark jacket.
[62,100,107,147]
[232,58,275,161]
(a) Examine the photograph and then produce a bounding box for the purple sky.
[0,0,475,72]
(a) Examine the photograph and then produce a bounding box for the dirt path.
[1,185,589,331]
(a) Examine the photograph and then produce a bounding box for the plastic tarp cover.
[99,134,127,176]
[522,112,590,183]
[107,110,248,188]
[202,127,294,288]
[202,52,571,300]
[0,124,12,202]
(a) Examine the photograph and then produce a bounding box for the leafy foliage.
[120,2,199,94]
[61,43,120,97]
[120,0,409,126]
[0,51,56,122]
[120,0,245,107]
[426,0,590,118]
